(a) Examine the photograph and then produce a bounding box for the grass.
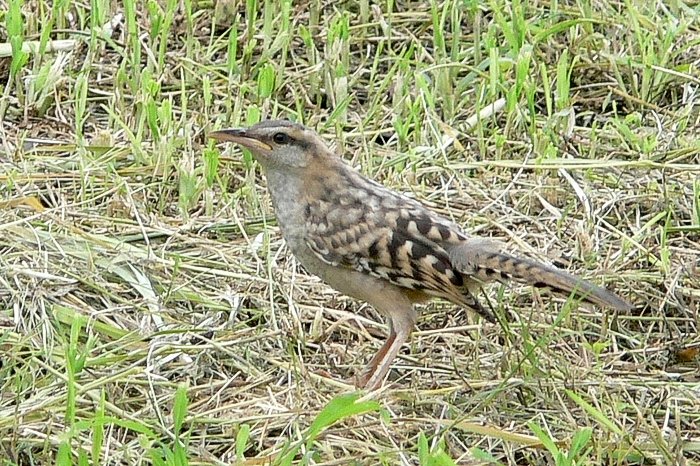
[1,0,699,464]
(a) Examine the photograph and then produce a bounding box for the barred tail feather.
[448,240,632,311]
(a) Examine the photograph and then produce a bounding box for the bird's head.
[209,120,330,171]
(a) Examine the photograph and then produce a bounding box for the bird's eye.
[272,132,290,144]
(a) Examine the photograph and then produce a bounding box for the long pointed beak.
[209,128,272,152]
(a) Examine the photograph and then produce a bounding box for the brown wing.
[303,181,470,303]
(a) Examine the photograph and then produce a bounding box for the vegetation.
[1,0,698,464]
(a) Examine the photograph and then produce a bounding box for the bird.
[209,120,632,390]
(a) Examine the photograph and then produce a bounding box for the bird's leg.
[355,327,396,388]
[358,310,415,390]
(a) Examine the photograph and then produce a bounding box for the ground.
[1,0,699,465]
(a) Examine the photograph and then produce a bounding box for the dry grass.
[1,0,699,464]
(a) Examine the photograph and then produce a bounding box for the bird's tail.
[448,239,632,311]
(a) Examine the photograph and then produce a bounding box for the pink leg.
[357,309,416,390]
[355,330,396,387]
[322,273,419,390]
